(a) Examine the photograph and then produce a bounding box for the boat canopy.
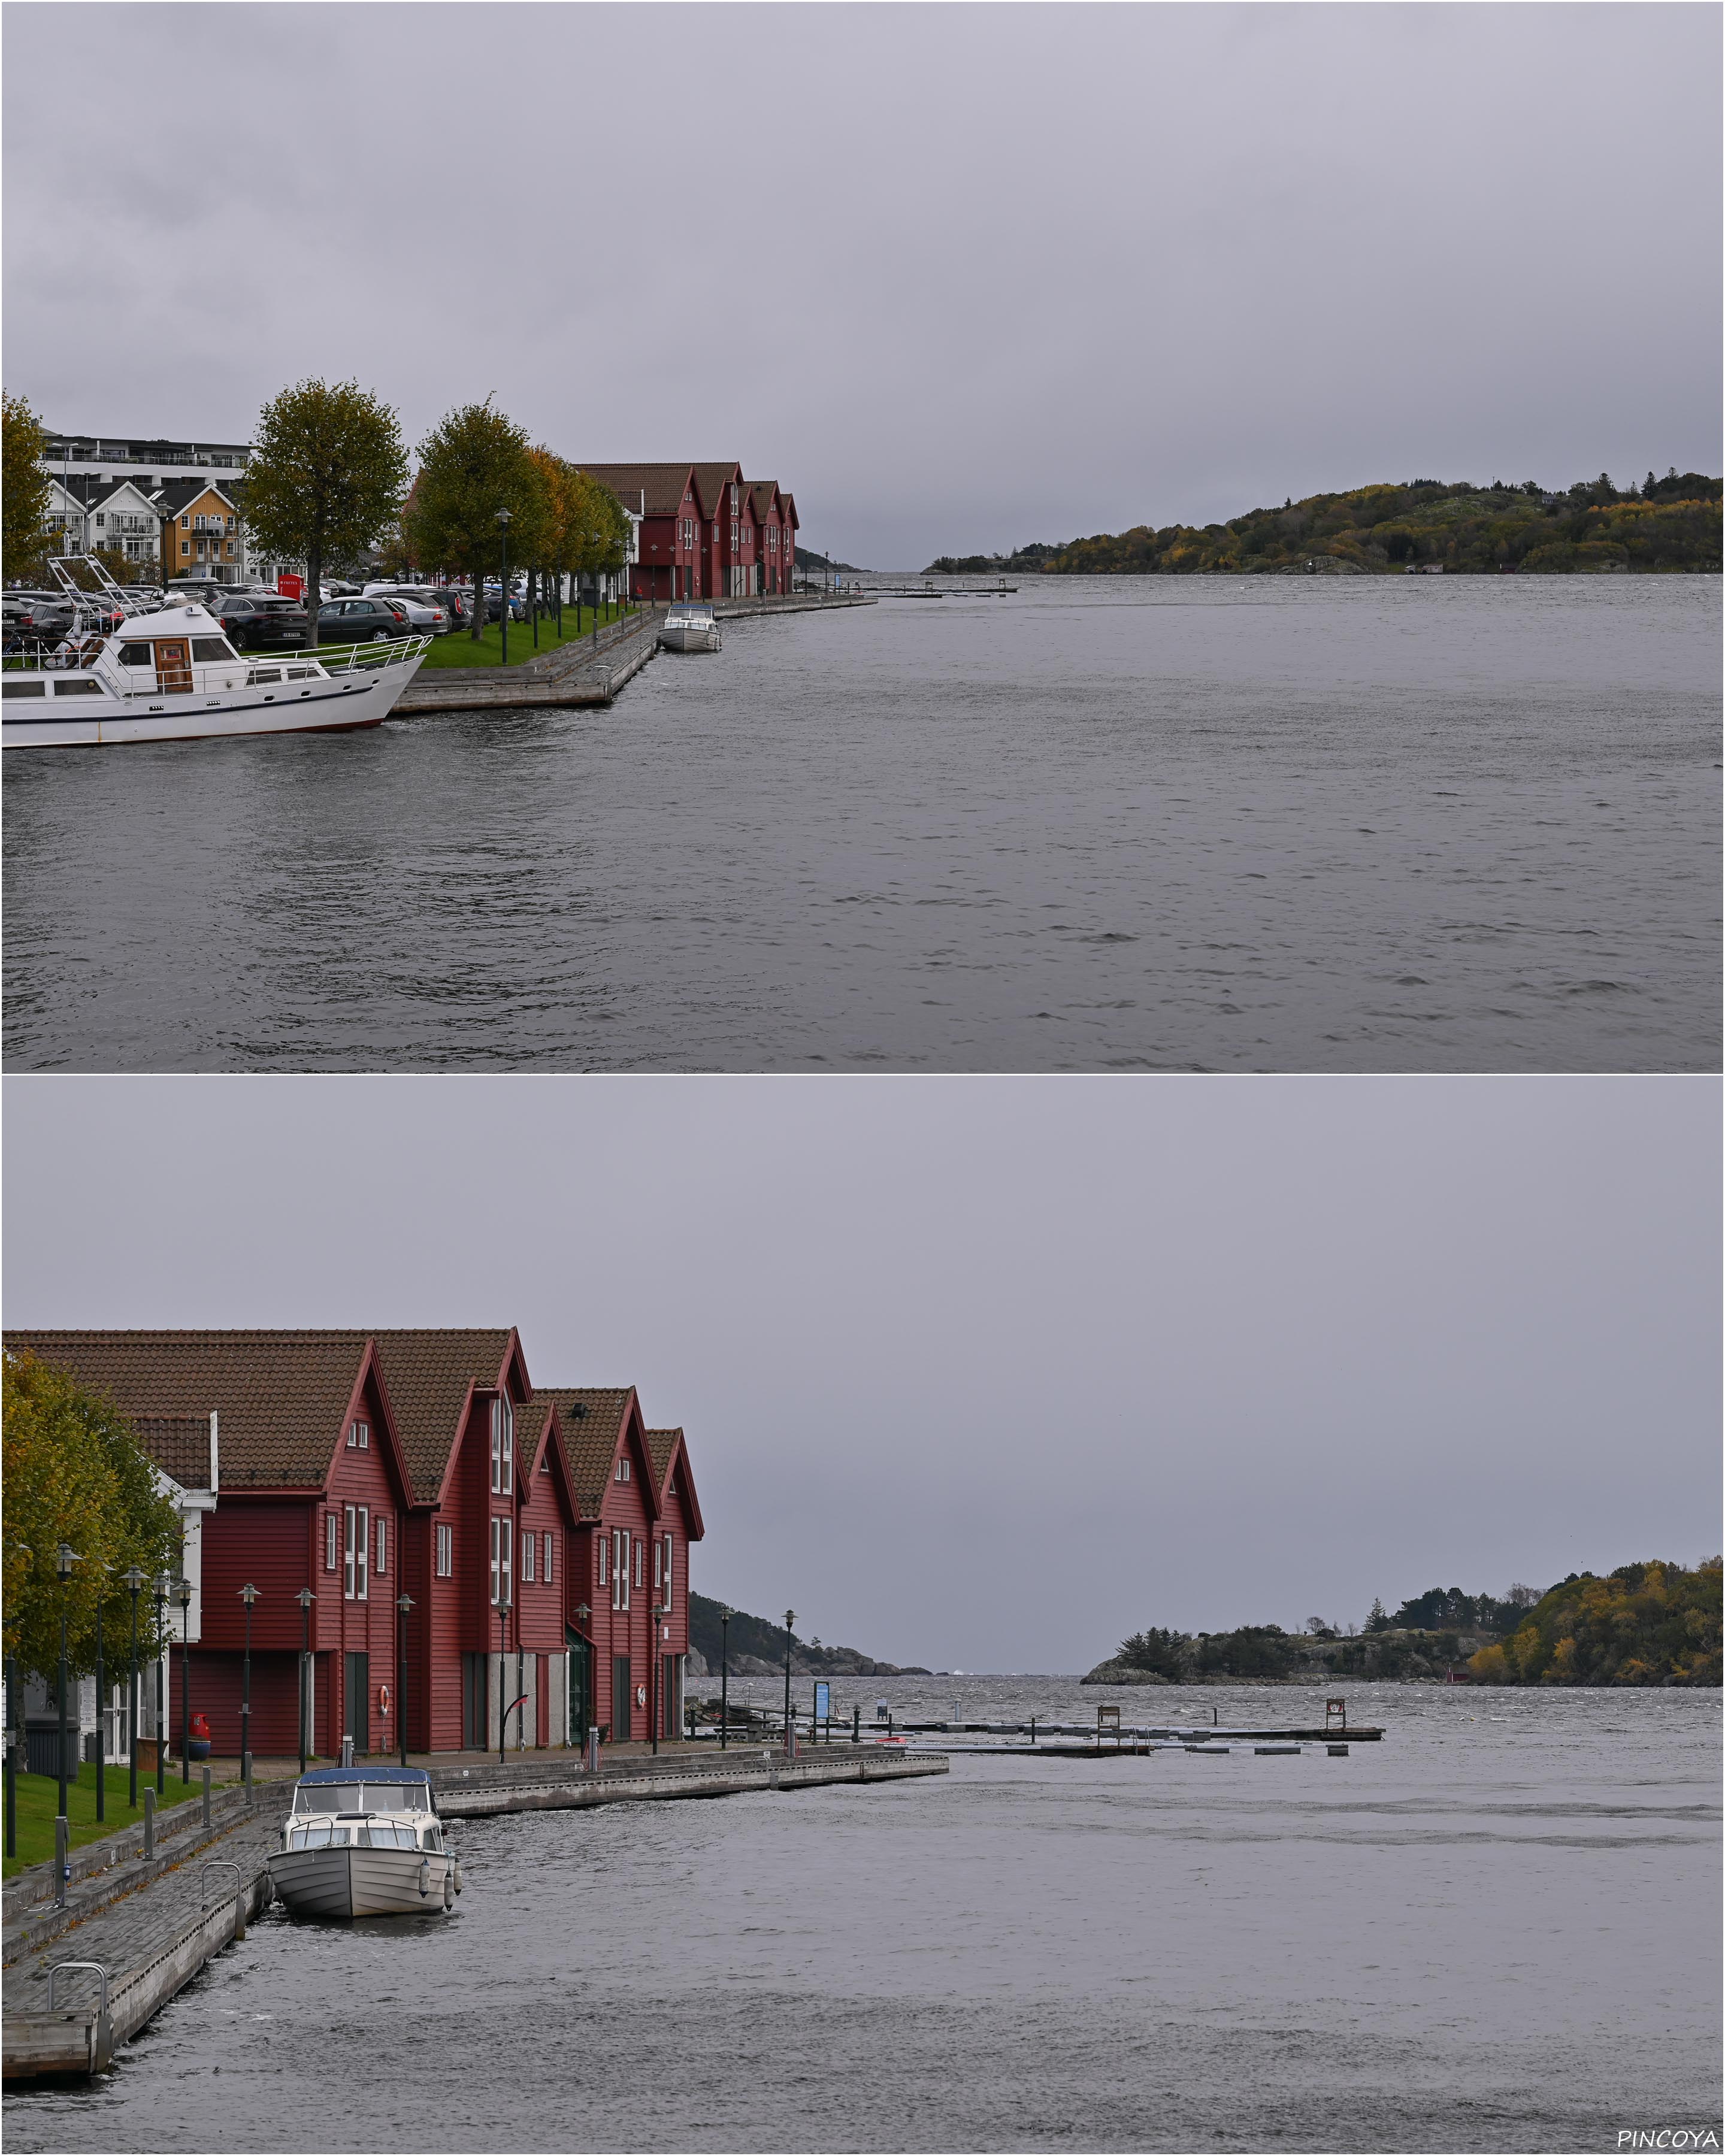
[297,1765,431,1785]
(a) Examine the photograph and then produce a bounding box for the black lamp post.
[396,1594,413,1769]
[650,1604,668,1757]
[238,1583,259,1786]
[56,1544,81,1824]
[92,1562,110,1822]
[497,1595,509,1766]
[152,1573,170,1795]
[783,1607,795,1754]
[295,1587,314,1775]
[720,1606,731,1752]
[122,1566,144,1811]
[496,508,512,665]
[174,1577,193,1785]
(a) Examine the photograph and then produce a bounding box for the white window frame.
[597,1535,607,1587]
[347,1418,368,1449]
[344,1504,369,1601]
[435,1522,452,1578]
[491,1395,515,1494]
[661,1534,674,1610]
[612,1528,629,1611]
[632,1537,643,1591]
[325,1512,338,1571]
[376,1516,387,1577]
[543,1531,554,1585]
[522,1530,535,1583]
[500,1516,512,1606]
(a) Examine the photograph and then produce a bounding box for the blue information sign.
[813,1681,831,1721]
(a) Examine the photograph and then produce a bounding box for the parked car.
[313,595,413,644]
[210,593,311,650]
[6,591,80,641]
[432,588,471,630]
[361,584,450,635]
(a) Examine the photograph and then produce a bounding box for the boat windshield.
[286,1820,351,1849]
[295,1781,425,1814]
[356,1822,418,1849]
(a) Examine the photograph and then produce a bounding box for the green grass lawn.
[3,1763,230,1878]
[417,598,636,670]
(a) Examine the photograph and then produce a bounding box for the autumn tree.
[2,1350,182,1688]
[406,401,550,641]
[243,380,408,646]
[3,390,54,584]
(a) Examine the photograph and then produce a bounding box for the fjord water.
[10,1684,1717,2154]
[3,578,1717,1073]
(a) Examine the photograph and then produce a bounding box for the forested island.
[688,1591,928,1679]
[1084,1560,1721,1688]
[924,470,1721,577]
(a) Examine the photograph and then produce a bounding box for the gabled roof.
[368,1328,521,1506]
[2,1327,517,1507]
[780,492,799,530]
[534,1388,661,1521]
[578,465,699,520]
[749,481,782,522]
[692,462,744,520]
[518,1397,581,1525]
[151,479,241,517]
[646,1428,705,1542]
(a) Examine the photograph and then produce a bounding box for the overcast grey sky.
[4,1076,1716,1670]
[4,4,1719,567]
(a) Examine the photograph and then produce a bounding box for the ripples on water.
[4,580,1718,1072]
[10,1685,1717,2152]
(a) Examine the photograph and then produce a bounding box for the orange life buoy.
[379,1683,392,1716]
[635,1685,647,1708]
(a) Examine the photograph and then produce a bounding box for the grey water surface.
[8,1682,1717,2154]
[3,578,1718,1073]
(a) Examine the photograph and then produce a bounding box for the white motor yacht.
[3,556,428,750]
[656,601,722,653]
[267,1766,461,1920]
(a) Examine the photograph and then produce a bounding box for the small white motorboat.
[656,601,722,653]
[3,555,429,750]
[267,1766,461,1920]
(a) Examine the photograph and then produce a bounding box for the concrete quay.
[2,1742,944,2081]
[392,591,873,716]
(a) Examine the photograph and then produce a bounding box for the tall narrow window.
[500,1518,512,1606]
[356,1507,368,1600]
[490,1517,501,1606]
[435,1522,453,1578]
[344,1505,355,1597]
[653,1539,662,1591]
[325,1512,338,1571]
[632,1538,643,1591]
[661,1535,674,1610]
[543,1532,554,1585]
[344,1504,368,1599]
[490,1396,514,1495]
[522,1531,535,1583]
[597,1536,607,1587]
[376,1516,387,1576]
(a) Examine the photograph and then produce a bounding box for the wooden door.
[611,1654,630,1743]
[345,1651,368,1757]
[154,640,192,692]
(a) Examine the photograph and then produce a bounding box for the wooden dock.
[2,1743,943,2081]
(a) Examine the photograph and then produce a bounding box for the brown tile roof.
[3,1328,515,1504]
[534,1388,634,1517]
[645,1427,680,1494]
[367,1329,515,1504]
[692,462,743,520]
[131,1415,213,1490]
[749,482,781,521]
[577,465,698,520]
[646,1427,704,1540]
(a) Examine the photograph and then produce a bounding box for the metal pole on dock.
[123,1569,143,1812]
[719,1607,730,1752]
[93,1571,108,1822]
[5,1652,19,1859]
[397,1593,413,1769]
[54,1815,68,1908]
[782,1610,795,1758]
[238,1582,258,1795]
[143,1785,155,1857]
[153,1576,169,1797]
[175,1578,192,1784]
[296,1587,314,1773]
[55,1544,80,1823]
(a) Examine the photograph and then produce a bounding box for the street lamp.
[573,1603,591,1758]
[122,1567,145,1811]
[720,1605,731,1752]
[496,508,512,665]
[174,1577,193,1785]
[56,1544,81,1824]
[783,1608,795,1757]
[496,1592,510,1767]
[152,1573,171,1795]
[396,1594,413,1769]
[238,1584,259,1790]
[650,1604,668,1757]
[92,1561,111,1822]
[295,1588,315,1775]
